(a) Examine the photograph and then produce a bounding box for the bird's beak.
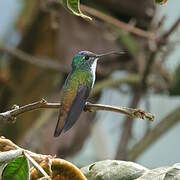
[95,51,125,59]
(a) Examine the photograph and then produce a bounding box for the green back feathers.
[67,69,93,89]
[72,54,83,69]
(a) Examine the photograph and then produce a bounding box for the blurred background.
[0,0,180,169]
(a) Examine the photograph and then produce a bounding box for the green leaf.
[154,0,168,5]
[2,156,29,180]
[62,0,92,20]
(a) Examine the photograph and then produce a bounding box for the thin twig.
[24,152,50,179]
[141,17,180,90]
[91,74,140,96]
[169,39,180,45]
[161,17,180,41]
[0,46,70,73]
[81,5,156,40]
[115,16,180,161]
[40,0,156,40]
[141,51,157,90]
[85,102,154,121]
[0,99,154,122]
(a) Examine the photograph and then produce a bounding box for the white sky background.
[158,0,180,70]
[0,0,21,41]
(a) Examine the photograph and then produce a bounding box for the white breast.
[91,59,97,88]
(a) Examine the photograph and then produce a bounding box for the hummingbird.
[54,50,124,137]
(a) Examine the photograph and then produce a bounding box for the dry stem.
[0,99,154,123]
[0,46,69,73]
[81,5,156,40]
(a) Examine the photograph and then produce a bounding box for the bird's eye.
[84,55,89,60]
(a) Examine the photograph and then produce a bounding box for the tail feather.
[53,112,66,137]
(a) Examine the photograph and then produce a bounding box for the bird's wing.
[54,85,90,137]
[63,85,90,132]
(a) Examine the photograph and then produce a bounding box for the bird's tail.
[54,112,66,137]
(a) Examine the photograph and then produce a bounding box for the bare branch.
[24,152,50,179]
[161,17,180,41]
[39,0,156,40]
[0,149,23,163]
[141,17,180,90]
[85,102,154,121]
[0,46,70,73]
[117,17,180,160]
[81,5,156,40]
[0,99,154,122]
[91,74,140,96]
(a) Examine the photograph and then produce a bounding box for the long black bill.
[96,51,125,58]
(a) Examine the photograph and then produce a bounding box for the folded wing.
[54,85,90,137]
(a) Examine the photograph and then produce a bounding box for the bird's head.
[72,50,124,69]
